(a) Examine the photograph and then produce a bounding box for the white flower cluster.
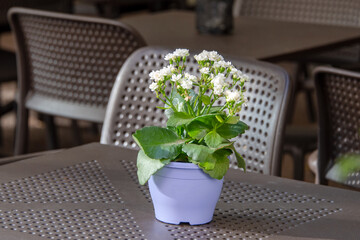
[164,49,190,61]
[148,48,249,115]
[149,65,174,91]
[194,50,224,62]
[194,50,249,104]
[171,73,197,90]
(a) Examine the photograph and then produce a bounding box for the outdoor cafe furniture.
[0,142,359,239]
[308,66,360,188]
[121,10,360,62]
[8,7,146,155]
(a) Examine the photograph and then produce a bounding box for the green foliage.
[133,49,249,184]
[132,126,187,160]
[136,150,170,185]
[326,153,360,182]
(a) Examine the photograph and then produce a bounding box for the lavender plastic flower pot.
[148,162,223,225]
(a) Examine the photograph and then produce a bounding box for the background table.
[0,143,359,239]
[122,10,360,62]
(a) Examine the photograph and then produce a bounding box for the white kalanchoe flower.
[225,90,241,102]
[179,78,193,89]
[230,68,243,79]
[243,96,249,106]
[173,49,190,58]
[149,70,162,82]
[200,67,210,75]
[164,53,174,61]
[241,74,250,83]
[160,65,172,76]
[149,82,158,92]
[214,60,232,69]
[208,51,223,61]
[213,85,223,95]
[171,74,182,82]
[194,50,208,61]
[185,73,198,83]
[212,73,227,95]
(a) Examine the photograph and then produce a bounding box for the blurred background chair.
[101,46,292,176]
[235,0,360,121]
[308,66,360,189]
[234,0,360,180]
[0,1,73,151]
[9,7,146,155]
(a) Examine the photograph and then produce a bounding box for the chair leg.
[44,115,58,150]
[71,119,82,146]
[14,106,29,155]
[295,62,316,123]
[283,144,304,180]
[305,89,316,122]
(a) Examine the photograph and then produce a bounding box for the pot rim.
[165,162,200,169]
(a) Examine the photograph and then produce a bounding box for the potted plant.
[132,49,249,225]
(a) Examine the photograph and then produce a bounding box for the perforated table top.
[0,143,359,240]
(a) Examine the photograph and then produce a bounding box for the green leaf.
[132,126,187,160]
[156,106,169,110]
[217,120,249,139]
[187,121,211,139]
[201,95,211,105]
[208,106,223,114]
[230,146,246,171]
[187,114,221,139]
[202,149,231,179]
[205,130,225,148]
[182,144,216,170]
[137,150,168,185]
[216,115,224,123]
[226,116,240,124]
[165,90,187,119]
[326,154,360,181]
[167,112,194,127]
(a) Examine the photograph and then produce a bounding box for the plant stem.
[197,86,203,116]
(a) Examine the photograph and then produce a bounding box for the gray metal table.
[122,10,360,62]
[0,143,359,239]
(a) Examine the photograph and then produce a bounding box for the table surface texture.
[0,143,359,240]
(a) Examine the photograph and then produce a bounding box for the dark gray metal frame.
[314,66,360,187]
[101,46,292,176]
[8,7,146,155]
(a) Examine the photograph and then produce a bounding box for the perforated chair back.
[9,7,146,154]
[238,0,360,27]
[101,47,292,176]
[314,66,360,186]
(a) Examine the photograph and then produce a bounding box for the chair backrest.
[101,46,292,176]
[8,7,146,123]
[313,66,360,186]
[237,0,360,27]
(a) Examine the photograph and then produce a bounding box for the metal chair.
[8,7,146,155]
[235,0,360,179]
[101,46,292,176]
[310,66,360,188]
[237,0,360,121]
[0,1,73,149]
